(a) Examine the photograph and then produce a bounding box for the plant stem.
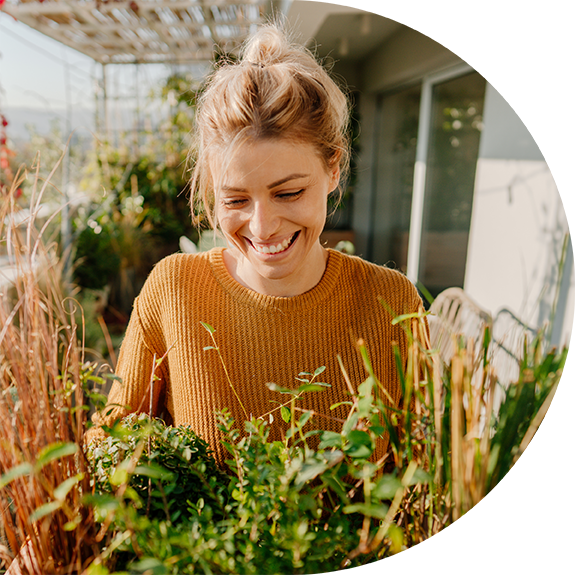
[206,330,249,420]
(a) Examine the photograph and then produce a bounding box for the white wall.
[465,84,574,345]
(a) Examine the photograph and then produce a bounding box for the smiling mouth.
[248,231,300,255]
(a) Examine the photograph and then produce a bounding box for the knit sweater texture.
[93,247,422,466]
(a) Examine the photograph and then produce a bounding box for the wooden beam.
[5,0,268,17]
[2,0,267,64]
[13,14,106,61]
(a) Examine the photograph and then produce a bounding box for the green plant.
[86,410,421,574]
[74,222,121,290]
[87,414,227,526]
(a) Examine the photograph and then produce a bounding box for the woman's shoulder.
[334,250,414,286]
[147,249,217,280]
[152,249,212,272]
[138,249,216,300]
[332,250,421,310]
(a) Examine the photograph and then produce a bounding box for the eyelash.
[222,190,304,207]
[222,198,246,207]
[278,189,304,200]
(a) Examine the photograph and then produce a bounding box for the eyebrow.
[220,173,310,193]
[267,173,310,189]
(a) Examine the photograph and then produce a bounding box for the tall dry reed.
[0,159,100,574]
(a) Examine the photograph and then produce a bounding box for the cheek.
[218,211,243,236]
[298,201,327,232]
[218,216,237,235]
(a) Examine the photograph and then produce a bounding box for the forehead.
[210,137,326,187]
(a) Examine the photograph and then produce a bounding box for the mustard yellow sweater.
[93,248,422,466]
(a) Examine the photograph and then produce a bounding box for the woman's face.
[212,138,340,296]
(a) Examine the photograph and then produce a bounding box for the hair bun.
[241,24,291,66]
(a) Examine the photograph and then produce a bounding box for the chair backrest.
[428,287,492,368]
[428,288,535,387]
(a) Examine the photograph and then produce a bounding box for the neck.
[222,245,328,297]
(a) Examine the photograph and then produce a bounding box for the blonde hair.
[189,23,351,229]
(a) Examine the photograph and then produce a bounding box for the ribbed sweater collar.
[207,247,344,311]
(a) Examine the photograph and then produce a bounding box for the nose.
[249,198,280,240]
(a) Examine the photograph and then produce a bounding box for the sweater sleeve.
[87,272,171,440]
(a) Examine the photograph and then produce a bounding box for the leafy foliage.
[87,414,227,525]
[73,72,200,312]
[74,222,121,290]
[86,408,418,574]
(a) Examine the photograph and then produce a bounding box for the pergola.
[1,0,272,65]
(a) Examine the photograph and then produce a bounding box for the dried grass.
[0,160,100,574]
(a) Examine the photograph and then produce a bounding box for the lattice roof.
[1,0,271,64]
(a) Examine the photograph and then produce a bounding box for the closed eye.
[221,198,247,207]
[277,189,304,200]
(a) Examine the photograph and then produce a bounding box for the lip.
[245,231,300,257]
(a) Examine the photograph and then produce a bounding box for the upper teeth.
[252,234,294,254]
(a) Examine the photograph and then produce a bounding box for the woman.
[93,24,424,467]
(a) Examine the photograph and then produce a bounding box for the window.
[419,71,486,297]
[369,84,421,270]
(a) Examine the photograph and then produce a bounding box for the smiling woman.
[217,139,339,296]
[89,23,426,467]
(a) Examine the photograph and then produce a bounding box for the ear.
[329,163,341,193]
[327,152,341,192]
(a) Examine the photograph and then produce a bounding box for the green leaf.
[82,493,120,513]
[63,515,82,531]
[132,557,170,575]
[391,310,429,325]
[344,430,373,458]
[83,563,112,575]
[342,412,359,437]
[343,502,389,520]
[319,431,343,449]
[298,410,312,428]
[405,468,431,486]
[323,475,350,502]
[267,382,296,395]
[200,322,215,334]
[313,366,327,376]
[110,459,133,486]
[296,384,329,393]
[330,401,353,410]
[372,475,403,500]
[89,562,128,575]
[203,346,216,351]
[54,473,84,501]
[0,463,33,489]
[30,500,62,522]
[133,463,175,482]
[281,406,291,423]
[358,376,374,418]
[296,461,328,486]
[387,523,405,554]
[34,442,78,471]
